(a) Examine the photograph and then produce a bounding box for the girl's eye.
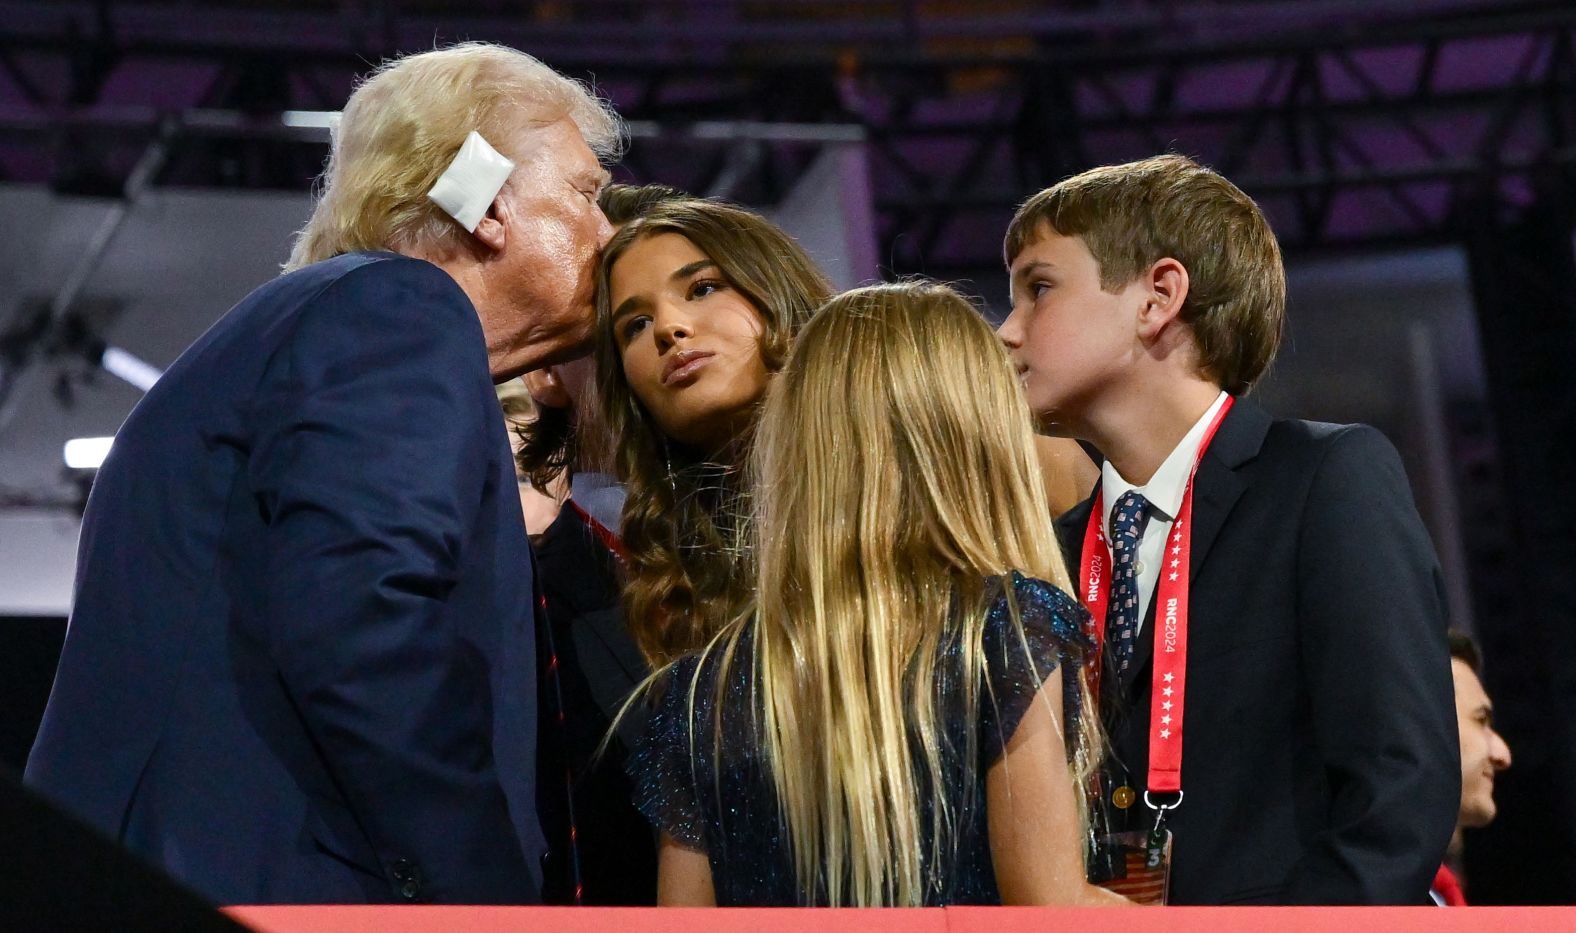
[688,279,724,301]
[620,316,650,342]
[1032,281,1052,298]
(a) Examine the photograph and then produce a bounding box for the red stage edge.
[225,905,1574,933]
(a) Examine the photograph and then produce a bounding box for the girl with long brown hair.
[594,199,833,667]
[633,282,1126,907]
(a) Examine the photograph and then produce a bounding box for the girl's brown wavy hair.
[594,199,833,666]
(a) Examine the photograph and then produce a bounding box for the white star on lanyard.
[1163,673,1175,683]
[1162,700,1173,711]
[1172,545,1181,556]
[1160,729,1172,739]
[1163,686,1174,697]
[1169,572,1179,581]
[1161,715,1172,725]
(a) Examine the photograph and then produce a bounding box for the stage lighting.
[100,348,161,392]
[281,111,340,130]
[63,437,113,471]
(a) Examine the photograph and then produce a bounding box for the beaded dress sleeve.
[630,655,709,852]
[979,571,1096,767]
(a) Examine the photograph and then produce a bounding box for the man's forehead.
[514,117,604,173]
[1451,659,1491,706]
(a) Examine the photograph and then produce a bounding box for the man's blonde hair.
[286,42,623,271]
[1004,154,1286,394]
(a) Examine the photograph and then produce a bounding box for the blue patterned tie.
[1107,490,1152,674]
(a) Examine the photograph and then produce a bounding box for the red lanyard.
[567,499,628,564]
[1076,396,1233,796]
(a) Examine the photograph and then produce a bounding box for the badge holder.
[1088,790,1178,905]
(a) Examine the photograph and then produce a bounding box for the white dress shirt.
[1099,391,1229,636]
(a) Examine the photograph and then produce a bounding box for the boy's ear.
[524,366,573,410]
[471,196,509,253]
[1136,257,1190,341]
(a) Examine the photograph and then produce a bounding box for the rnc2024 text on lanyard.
[1077,395,1234,805]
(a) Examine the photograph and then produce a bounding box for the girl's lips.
[662,350,715,385]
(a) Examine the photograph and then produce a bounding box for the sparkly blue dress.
[631,572,1093,906]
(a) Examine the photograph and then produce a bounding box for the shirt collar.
[569,471,626,534]
[1101,391,1229,536]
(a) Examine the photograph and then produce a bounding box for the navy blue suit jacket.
[26,252,543,905]
[1059,397,1459,904]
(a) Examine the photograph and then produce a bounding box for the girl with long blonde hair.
[633,282,1125,907]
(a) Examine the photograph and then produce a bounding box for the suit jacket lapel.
[1186,396,1270,583]
[1054,493,1097,567]
[1116,396,1272,697]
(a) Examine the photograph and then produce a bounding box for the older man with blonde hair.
[27,43,622,906]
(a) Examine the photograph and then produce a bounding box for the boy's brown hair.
[1004,154,1286,394]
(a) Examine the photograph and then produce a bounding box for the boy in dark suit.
[999,154,1459,904]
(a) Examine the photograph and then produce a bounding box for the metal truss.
[847,4,1576,274]
[1,1,1573,276]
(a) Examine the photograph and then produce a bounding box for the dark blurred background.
[0,0,1572,904]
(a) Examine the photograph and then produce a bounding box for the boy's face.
[1000,225,1148,434]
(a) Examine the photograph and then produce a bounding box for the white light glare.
[64,437,114,471]
[281,110,341,130]
[101,347,162,392]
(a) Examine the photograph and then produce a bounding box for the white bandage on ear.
[427,131,516,233]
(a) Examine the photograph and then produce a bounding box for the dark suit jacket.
[533,500,656,904]
[26,252,543,905]
[1056,397,1459,905]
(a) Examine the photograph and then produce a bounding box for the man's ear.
[1136,257,1189,341]
[471,196,509,253]
[523,366,572,409]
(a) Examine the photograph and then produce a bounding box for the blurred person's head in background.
[1448,629,1511,857]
